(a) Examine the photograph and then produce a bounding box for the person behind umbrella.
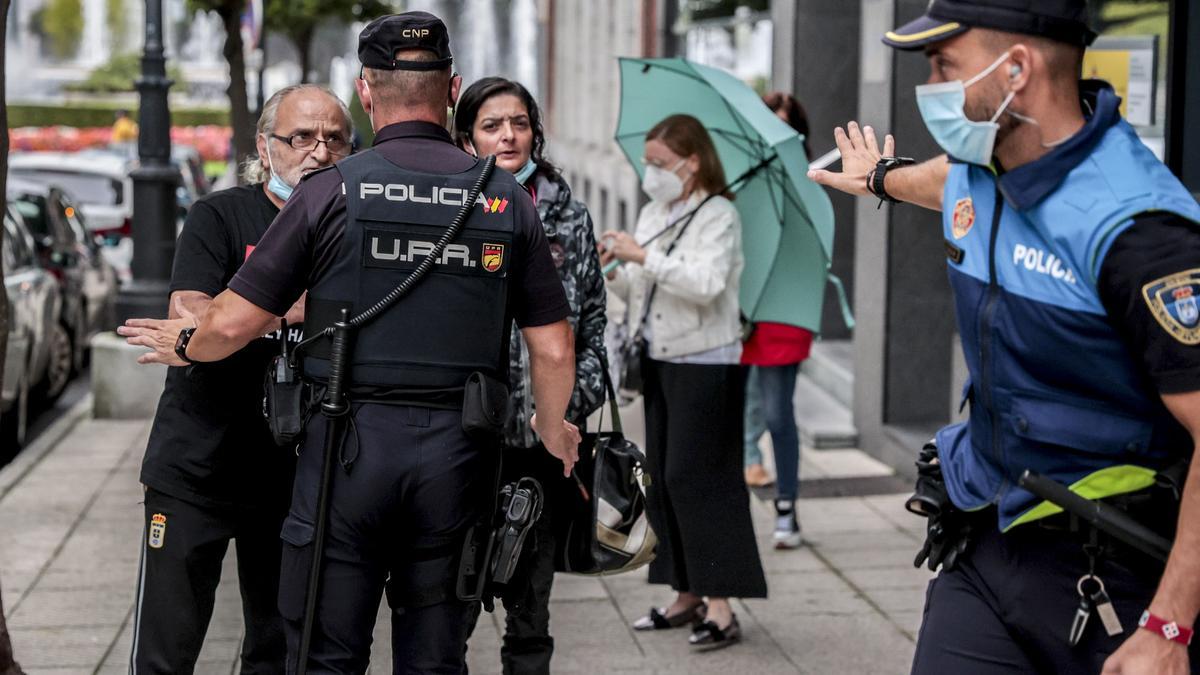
[741,91,816,552]
[600,113,767,650]
[453,76,608,674]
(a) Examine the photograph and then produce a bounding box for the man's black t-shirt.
[141,185,298,510]
[1098,212,1200,394]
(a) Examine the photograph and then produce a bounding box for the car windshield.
[10,197,50,238]
[12,170,124,206]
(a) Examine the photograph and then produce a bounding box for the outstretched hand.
[116,296,198,366]
[807,121,894,198]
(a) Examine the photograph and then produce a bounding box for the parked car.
[10,151,135,283]
[1,206,63,449]
[173,144,211,205]
[8,178,119,378]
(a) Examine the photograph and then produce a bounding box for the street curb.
[0,394,92,505]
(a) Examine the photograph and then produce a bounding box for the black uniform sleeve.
[170,201,231,297]
[511,194,570,328]
[227,171,340,316]
[1098,212,1200,394]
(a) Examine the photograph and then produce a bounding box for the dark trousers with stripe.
[912,520,1200,674]
[131,487,288,674]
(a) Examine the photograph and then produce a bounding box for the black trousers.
[279,404,489,674]
[642,359,767,599]
[131,487,288,674]
[912,521,1200,674]
[465,444,562,675]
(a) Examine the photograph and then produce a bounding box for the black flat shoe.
[632,603,707,631]
[688,615,741,650]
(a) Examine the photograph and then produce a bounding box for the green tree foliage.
[106,0,126,48]
[65,52,186,93]
[266,0,393,83]
[39,0,84,60]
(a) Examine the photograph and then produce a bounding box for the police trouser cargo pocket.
[277,516,315,622]
[386,553,459,610]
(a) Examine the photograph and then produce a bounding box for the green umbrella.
[614,57,851,333]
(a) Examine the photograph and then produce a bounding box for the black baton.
[1018,470,1172,563]
[296,309,353,674]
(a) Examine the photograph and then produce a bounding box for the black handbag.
[553,366,656,575]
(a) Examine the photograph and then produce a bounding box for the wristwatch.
[174,326,198,365]
[868,156,916,207]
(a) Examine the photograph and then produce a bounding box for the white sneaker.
[773,513,803,549]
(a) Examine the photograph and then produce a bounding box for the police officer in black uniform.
[808,2,1200,674]
[120,11,581,673]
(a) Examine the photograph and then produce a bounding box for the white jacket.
[608,190,743,360]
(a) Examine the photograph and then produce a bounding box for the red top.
[741,322,813,366]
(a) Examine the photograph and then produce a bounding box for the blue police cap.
[883,0,1097,51]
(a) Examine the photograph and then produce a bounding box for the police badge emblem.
[1142,269,1200,345]
[951,198,975,240]
[482,243,505,273]
[148,513,167,549]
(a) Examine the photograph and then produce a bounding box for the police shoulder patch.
[1142,268,1200,345]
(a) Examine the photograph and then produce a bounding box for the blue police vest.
[937,116,1200,531]
[303,150,518,393]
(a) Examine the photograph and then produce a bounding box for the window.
[1084,1,1170,157]
[11,170,124,206]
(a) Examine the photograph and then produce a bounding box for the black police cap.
[358,11,453,71]
[883,0,1097,51]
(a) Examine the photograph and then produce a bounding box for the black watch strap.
[175,327,198,365]
[868,156,916,206]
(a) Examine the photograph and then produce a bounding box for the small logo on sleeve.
[1143,269,1200,345]
[148,513,167,549]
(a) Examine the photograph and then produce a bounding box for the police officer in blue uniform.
[808,1,1200,673]
[119,11,581,673]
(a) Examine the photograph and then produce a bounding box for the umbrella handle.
[602,259,622,275]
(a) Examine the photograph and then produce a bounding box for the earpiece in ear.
[1010,64,1022,78]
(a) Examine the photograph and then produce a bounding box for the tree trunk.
[0,8,22,672]
[219,0,255,184]
[297,26,314,84]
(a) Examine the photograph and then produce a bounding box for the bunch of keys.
[1068,574,1125,647]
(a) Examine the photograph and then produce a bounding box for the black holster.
[264,355,307,447]
[461,371,509,439]
[909,440,976,572]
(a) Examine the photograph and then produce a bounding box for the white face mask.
[641,159,687,203]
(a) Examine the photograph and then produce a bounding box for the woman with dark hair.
[601,114,767,650]
[741,92,818,550]
[453,76,607,674]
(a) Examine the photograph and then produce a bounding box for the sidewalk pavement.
[0,395,932,674]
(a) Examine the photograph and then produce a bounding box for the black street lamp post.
[117,0,183,322]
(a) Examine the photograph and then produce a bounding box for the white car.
[10,151,135,283]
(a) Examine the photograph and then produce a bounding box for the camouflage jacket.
[505,171,608,448]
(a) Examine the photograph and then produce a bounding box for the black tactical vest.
[302,150,517,393]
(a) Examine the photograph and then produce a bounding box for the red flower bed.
[9,125,233,160]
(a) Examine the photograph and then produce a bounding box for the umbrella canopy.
[614,57,843,333]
